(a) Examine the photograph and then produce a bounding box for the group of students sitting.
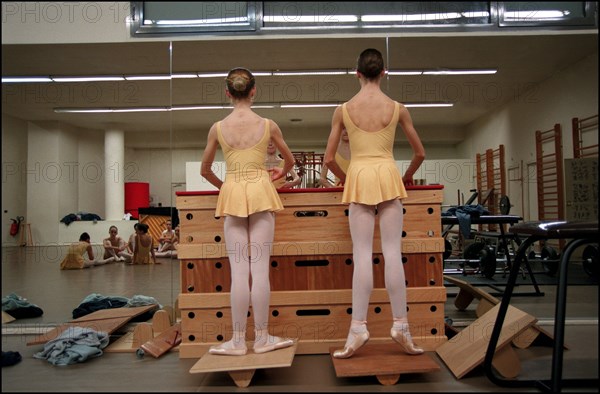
[60,220,179,270]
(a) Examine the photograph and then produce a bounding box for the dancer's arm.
[200,123,223,189]
[269,120,295,183]
[398,105,425,186]
[324,106,346,185]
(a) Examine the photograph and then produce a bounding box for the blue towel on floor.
[33,327,109,366]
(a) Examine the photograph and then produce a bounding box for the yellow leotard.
[60,242,89,270]
[133,235,153,264]
[214,120,284,217]
[333,152,351,186]
[341,101,407,205]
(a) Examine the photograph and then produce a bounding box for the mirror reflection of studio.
[2,2,598,392]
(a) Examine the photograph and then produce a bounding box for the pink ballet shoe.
[253,337,295,354]
[391,328,424,355]
[208,343,247,356]
[332,331,369,359]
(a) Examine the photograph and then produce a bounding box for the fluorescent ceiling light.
[51,76,125,82]
[55,108,113,113]
[2,76,52,83]
[250,105,277,109]
[172,73,199,79]
[280,103,340,108]
[149,17,248,25]
[55,102,453,113]
[404,103,453,108]
[125,75,171,81]
[423,69,497,75]
[4,69,497,84]
[362,12,463,22]
[504,10,570,21]
[273,70,349,76]
[172,105,229,110]
[197,72,228,78]
[112,107,170,112]
[387,70,423,76]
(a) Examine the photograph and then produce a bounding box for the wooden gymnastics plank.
[443,275,560,349]
[138,322,182,358]
[444,275,499,311]
[104,310,174,353]
[27,317,130,345]
[104,309,171,353]
[330,343,440,385]
[105,323,154,353]
[190,342,297,374]
[435,303,537,379]
[26,305,157,346]
[2,310,16,323]
[190,342,297,387]
[70,304,158,322]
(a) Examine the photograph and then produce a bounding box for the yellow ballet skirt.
[333,152,351,186]
[341,102,408,205]
[215,120,284,217]
[60,242,88,270]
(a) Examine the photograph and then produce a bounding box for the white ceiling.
[2,32,598,148]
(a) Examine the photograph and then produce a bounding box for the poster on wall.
[565,157,598,221]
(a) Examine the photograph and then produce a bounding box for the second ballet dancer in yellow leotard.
[324,48,426,358]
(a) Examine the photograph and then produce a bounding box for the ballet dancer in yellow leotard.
[324,48,426,358]
[200,67,296,356]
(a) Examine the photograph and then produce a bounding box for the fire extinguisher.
[10,216,22,237]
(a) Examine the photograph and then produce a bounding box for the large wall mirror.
[1,40,178,323]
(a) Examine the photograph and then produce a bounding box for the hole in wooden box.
[296,309,331,316]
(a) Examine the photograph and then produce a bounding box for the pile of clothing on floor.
[32,293,162,365]
[2,292,44,319]
[3,292,162,366]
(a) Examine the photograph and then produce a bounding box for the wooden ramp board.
[329,343,440,385]
[138,322,181,358]
[26,305,157,346]
[435,303,537,379]
[2,310,16,324]
[444,275,561,349]
[105,309,176,353]
[190,342,297,388]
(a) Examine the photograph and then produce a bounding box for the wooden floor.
[1,246,598,392]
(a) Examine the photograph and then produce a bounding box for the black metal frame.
[484,221,599,392]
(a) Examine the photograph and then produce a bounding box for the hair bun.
[232,76,247,91]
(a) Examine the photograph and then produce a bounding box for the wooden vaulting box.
[176,186,446,358]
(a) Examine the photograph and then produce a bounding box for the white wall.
[1,115,28,245]
[77,130,106,217]
[26,123,61,245]
[1,2,135,44]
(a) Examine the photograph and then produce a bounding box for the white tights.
[221,211,276,350]
[348,199,408,327]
